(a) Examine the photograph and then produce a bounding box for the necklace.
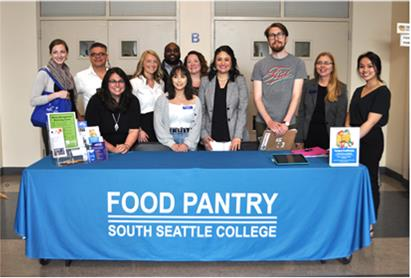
[112,113,121,132]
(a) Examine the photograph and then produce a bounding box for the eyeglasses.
[90,52,107,58]
[268,32,285,40]
[316,61,334,66]
[108,80,125,85]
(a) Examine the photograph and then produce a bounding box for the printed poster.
[48,112,79,149]
[329,127,360,167]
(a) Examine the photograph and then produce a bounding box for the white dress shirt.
[74,66,106,114]
[130,75,164,114]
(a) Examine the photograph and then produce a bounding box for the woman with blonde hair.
[130,50,164,143]
[296,52,348,149]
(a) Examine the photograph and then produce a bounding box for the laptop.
[259,129,297,151]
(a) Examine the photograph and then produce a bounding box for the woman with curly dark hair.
[86,67,141,154]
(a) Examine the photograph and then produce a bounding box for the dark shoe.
[338,255,352,264]
[370,225,375,238]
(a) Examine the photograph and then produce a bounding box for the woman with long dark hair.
[346,51,391,228]
[86,67,140,154]
[154,65,201,152]
[199,45,249,151]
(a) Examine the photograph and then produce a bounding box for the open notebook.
[259,129,297,151]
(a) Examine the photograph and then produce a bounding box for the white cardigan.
[153,94,202,151]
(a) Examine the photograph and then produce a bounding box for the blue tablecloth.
[15,151,375,261]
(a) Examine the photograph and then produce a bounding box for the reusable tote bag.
[30,68,72,127]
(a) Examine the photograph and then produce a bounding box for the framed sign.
[329,127,360,167]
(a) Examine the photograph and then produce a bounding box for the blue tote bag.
[30,68,72,128]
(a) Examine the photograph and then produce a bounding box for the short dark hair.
[89,42,107,52]
[357,51,383,82]
[49,39,69,54]
[99,67,134,112]
[164,42,180,54]
[208,45,240,82]
[264,23,289,38]
[167,65,194,101]
[184,50,209,77]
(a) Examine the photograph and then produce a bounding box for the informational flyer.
[49,127,67,158]
[329,127,360,167]
[48,112,79,149]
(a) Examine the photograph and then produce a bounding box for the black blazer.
[296,79,348,143]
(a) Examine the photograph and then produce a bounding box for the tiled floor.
[0,174,409,276]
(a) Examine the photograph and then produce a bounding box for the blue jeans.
[171,131,189,144]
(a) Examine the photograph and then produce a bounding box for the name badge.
[183,106,193,110]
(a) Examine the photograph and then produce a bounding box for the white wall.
[0,2,41,167]
[386,1,409,178]
[0,2,3,170]
[350,1,392,167]
[179,1,212,62]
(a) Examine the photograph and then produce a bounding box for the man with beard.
[161,42,183,93]
[252,23,307,139]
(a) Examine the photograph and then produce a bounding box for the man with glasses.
[252,23,307,139]
[75,42,109,119]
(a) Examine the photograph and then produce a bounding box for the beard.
[270,43,286,53]
[166,57,180,65]
[270,43,285,52]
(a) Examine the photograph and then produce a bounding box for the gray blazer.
[153,94,202,151]
[296,79,348,143]
[199,75,249,141]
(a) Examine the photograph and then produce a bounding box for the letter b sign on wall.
[191,33,200,43]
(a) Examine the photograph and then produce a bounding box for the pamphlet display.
[47,112,108,166]
[329,127,360,167]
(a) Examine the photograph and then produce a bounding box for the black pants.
[360,127,384,219]
[41,127,51,156]
[140,112,158,143]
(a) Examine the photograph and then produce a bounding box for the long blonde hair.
[132,50,163,82]
[314,52,341,103]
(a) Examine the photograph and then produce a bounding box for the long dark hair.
[99,67,134,112]
[208,45,240,82]
[357,51,383,82]
[167,65,194,100]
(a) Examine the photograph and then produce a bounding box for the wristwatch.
[282,121,290,127]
